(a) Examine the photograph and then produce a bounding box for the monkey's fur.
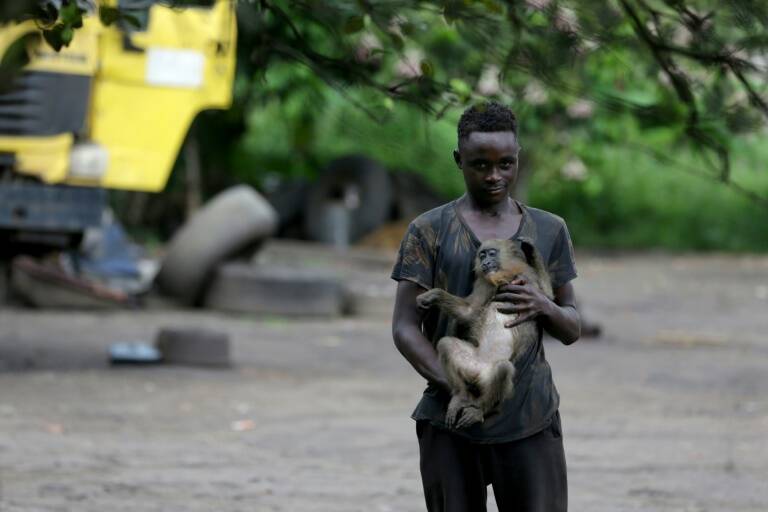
[416,239,553,429]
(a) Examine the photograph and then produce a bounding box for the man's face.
[454,131,520,205]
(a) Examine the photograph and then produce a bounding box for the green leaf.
[42,25,65,52]
[734,34,768,50]
[400,20,416,36]
[583,174,604,197]
[60,1,83,26]
[449,78,471,98]
[389,32,405,51]
[0,33,38,71]
[420,59,434,77]
[443,3,460,24]
[99,6,121,26]
[60,26,74,45]
[481,0,503,14]
[343,15,365,34]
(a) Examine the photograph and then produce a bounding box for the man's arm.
[392,280,451,392]
[540,281,581,345]
[496,280,581,345]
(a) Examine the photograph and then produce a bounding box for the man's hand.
[493,276,555,328]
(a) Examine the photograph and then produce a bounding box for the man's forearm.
[393,324,451,392]
[542,302,581,345]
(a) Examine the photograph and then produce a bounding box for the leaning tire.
[304,155,392,244]
[155,185,277,305]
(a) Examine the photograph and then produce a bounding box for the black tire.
[304,155,392,244]
[263,178,310,231]
[389,169,444,220]
[155,185,277,306]
[155,327,230,367]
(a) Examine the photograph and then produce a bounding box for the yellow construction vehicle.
[0,0,236,252]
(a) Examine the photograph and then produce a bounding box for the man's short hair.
[457,101,518,142]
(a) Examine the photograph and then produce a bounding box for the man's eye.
[500,160,516,169]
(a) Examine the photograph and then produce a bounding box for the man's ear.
[453,150,462,169]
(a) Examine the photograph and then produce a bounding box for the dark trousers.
[416,412,567,512]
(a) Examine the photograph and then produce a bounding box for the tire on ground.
[155,327,230,367]
[155,185,277,306]
[304,155,392,244]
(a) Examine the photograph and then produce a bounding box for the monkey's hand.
[416,289,444,310]
[454,406,484,429]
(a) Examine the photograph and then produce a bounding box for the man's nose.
[485,166,502,181]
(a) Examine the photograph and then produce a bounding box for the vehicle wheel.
[155,185,277,305]
[304,155,392,244]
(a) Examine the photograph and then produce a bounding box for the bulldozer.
[0,0,237,256]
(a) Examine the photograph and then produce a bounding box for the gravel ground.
[1,249,767,511]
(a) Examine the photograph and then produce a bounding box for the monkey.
[416,238,553,429]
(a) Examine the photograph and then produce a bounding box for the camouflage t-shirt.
[391,197,577,443]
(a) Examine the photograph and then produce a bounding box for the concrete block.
[204,263,346,317]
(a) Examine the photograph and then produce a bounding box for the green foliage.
[528,130,768,252]
[232,63,465,196]
[98,6,140,29]
[231,58,768,252]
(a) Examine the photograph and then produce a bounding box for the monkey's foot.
[454,406,484,429]
[445,397,467,429]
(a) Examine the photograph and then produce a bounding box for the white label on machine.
[146,48,205,88]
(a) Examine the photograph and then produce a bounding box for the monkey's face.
[478,246,502,275]
[475,239,529,286]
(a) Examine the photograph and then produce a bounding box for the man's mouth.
[486,184,506,193]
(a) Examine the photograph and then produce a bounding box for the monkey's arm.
[495,280,581,345]
[416,289,474,325]
[417,278,495,325]
[392,280,451,392]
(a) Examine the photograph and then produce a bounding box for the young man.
[391,101,580,512]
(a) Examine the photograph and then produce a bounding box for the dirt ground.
[1,245,767,511]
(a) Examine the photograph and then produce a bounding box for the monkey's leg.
[453,360,516,430]
[437,337,481,428]
[480,360,516,414]
[437,336,481,392]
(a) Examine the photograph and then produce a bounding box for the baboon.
[416,238,553,429]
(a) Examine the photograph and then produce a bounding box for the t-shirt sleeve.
[547,222,577,289]
[390,221,435,291]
